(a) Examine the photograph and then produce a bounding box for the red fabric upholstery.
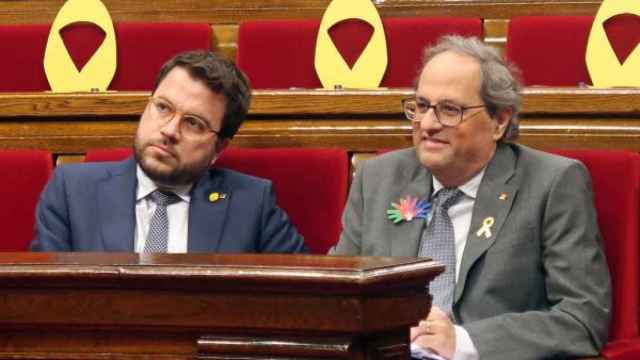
[237,18,482,89]
[549,149,640,343]
[506,16,593,86]
[0,150,53,251]
[602,338,640,360]
[0,23,211,92]
[85,148,349,254]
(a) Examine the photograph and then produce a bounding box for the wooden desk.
[0,252,442,359]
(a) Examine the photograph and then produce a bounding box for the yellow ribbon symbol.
[586,0,640,87]
[314,0,388,89]
[43,0,116,92]
[476,217,495,239]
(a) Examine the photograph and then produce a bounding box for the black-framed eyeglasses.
[402,98,485,127]
[147,97,221,138]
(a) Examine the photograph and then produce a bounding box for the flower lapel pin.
[387,196,431,224]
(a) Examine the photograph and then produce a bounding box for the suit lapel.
[454,144,518,304]
[187,169,230,252]
[98,158,137,251]
[391,153,433,256]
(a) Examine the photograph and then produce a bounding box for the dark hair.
[420,35,523,141]
[154,51,251,139]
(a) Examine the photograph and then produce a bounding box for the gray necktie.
[418,188,464,315]
[144,190,180,253]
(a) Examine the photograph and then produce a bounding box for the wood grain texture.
[1,89,640,154]
[0,0,603,24]
[0,253,439,359]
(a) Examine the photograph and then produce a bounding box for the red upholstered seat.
[237,18,482,89]
[506,16,593,86]
[0,23,211,92]
[547,149,640,359]
[85,148,349,254]
[0,150,53,251]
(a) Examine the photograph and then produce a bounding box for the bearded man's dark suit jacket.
[31,157,307,253]
[330,143,611,359]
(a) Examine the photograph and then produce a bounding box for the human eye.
[183,116,207,132]
[415,99,429,113]
[154,99,172,114]
[438,102,462,117]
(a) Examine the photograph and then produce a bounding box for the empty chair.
[85,147,349,254]
[237,17,482,89]
[0,150,53,251]
[0,22,211,92]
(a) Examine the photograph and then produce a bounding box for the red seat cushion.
[506,16,594,86]
[0,23,211,92]
[85,148,349,254]
[0,150,53,251]
[548,149,640,341]
[237,18,482,89]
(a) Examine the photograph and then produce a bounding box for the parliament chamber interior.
[0,0,639,359]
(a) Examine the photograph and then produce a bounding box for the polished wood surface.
[0,253,442,359]
[0,0,602,25]
[1,88,639,156]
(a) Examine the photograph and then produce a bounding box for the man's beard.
[133,141,213,187]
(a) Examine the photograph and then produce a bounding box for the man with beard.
[31,51,307,254]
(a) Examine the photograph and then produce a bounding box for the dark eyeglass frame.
[401,97,485,128]
[147,96,222,137]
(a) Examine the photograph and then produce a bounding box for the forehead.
[416,50,482,103]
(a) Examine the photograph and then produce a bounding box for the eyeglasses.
[147,97,221,138]
[402,98,485,127]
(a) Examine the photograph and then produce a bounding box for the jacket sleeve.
[31,167,73,251]
[258,181,308,254]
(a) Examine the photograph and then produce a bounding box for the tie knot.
[149,190,180,207]
[434,188,463,211]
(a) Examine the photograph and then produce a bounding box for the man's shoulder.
[55,158,132,181]
[512,143,583,173]
[208,166,271,189]
[361,148,419,172]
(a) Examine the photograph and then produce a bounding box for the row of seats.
[0,16,628,91]
[2,147,639,358]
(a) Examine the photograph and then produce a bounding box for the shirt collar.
[432,167,486,200]
[136,165,192,203]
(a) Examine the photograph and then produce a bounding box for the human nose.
[416,106,442,130]
[159,112,182,139]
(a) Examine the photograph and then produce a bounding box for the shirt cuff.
[453,325,479,360]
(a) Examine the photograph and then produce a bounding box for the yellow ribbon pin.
[209,192,227,203]
[476,217,495,239]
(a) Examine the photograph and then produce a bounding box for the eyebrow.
[156,95,212,124]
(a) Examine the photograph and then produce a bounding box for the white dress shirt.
[134,165,192,253]
[412,168,486,360]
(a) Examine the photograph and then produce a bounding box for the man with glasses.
[331,35,610,359]
[32,51,307,254]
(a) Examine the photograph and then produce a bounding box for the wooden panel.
[483,19,509,54]
[1,88,640,157]
[0,253,441,359]
[0,0,602,25]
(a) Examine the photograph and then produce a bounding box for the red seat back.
[0,22,211,91]
[237,18,482,89]
[85,148,349,254]
[0,150,53,250]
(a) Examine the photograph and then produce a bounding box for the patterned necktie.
[144,190,180,253]
[418,188,464,315]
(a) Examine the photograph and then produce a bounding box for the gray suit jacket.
[331,143,611,359]
[32,157,307,253]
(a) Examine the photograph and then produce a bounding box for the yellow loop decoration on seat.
[314,0,388,89]
[586,0,640,87]
[44,0,116,92]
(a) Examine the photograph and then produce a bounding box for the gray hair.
[420,35,523,141]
